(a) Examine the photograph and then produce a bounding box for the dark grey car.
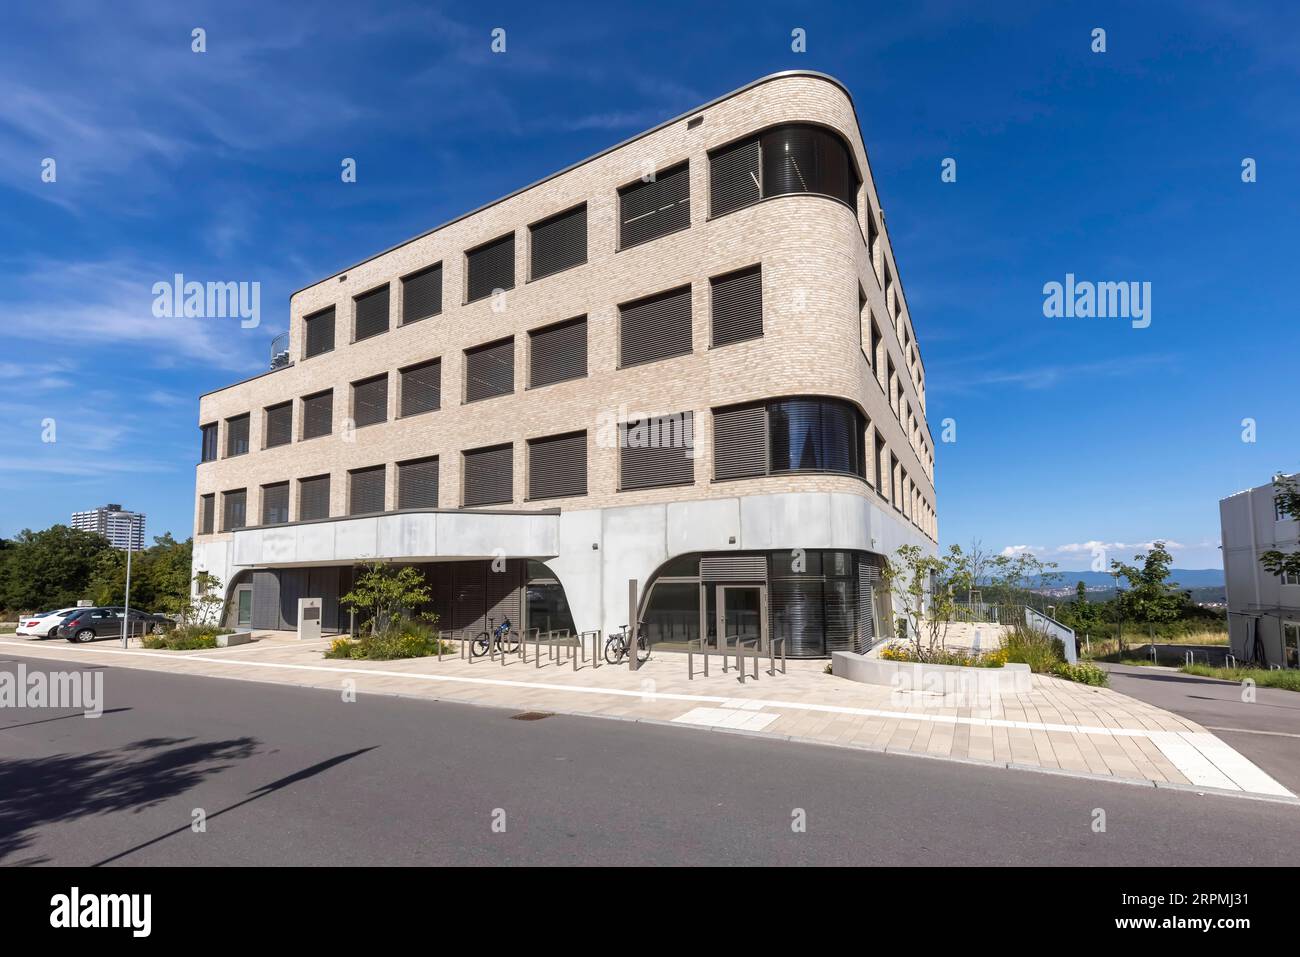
[58,607,170,643]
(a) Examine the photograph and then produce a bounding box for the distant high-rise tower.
[71,504,146,550]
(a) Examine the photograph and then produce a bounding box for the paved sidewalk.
[1,634,1292,802]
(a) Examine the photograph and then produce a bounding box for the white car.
[15,608,79,638]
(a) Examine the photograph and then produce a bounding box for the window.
[528,431,587,500]
[709,136,761,217]
[401,263,442,325]
[890,453,901,509]
[261,482,289,525]
[1276,498,1295,522]
[1286,622,1300,669]
[466,232,515,304]
[713,404,767,480]
[463,443,513,507]
[707,124,859,218]
[351,374,388,428]
[399,358,441,417]
[528,316,587,388]
[619,412,695,490]
[867,211,879,268]
[530,204,587,280]
[222,489,247,531]
[353,284,390,342]
[767,398,865,477]
[874,434,887,496]
[618,162,690,249]
[303,306,335,359]
[225,414,250,457]
[1284,571,1300,587]
[349,465,386,515]
[298,475,330,521]
[710,265,762,347]
[200,423,218,462]
[199,494,215,534]
[619,285,692,368]
[264,402,292,449]
[465,337,514,402]
[301,390,332,439]
[397,457,439,509]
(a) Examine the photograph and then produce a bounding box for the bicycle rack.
[736,638,759,683]
[768,636,787,676]
[688,638,709,680]
[1226,654,1237,669]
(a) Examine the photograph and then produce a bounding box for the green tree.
[341,562,436,636]
[882,544,959,655]
[0,525,113,612]
[1261,474,1300,581]
[1111,541,1187,628]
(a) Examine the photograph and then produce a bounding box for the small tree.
[164,570,226,628]
[1111,541,1186,632]
[341,562,435,636]
[882,544,957,657]
[1261,474,1300,581]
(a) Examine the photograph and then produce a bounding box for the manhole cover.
[510,711,555,721]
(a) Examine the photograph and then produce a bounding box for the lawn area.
[1181,663,1300,692]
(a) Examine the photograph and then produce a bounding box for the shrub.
[1050,661,1109,686]
[324,621,454,661]
[142,624,227,650]
[879,642,1009,668]
[1002,623,1065,673]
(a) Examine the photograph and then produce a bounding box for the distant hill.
[1033,569,1224,588]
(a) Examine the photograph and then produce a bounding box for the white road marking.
[673,708,779,732]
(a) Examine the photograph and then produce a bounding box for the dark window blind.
[397,457,439,509]
[349,465,386,515]
[465,338,514,402]
[400,359,441,416]
[528,431,587,500]
[353,284,390,342]
[301,390,332,439]
[619,413,695,490]
[463,444,513,506]
[530,205,587,280]
[619,285,692,368]
[710,265,763,346]
[304,307,335,358]
[619,163,690,249]
[264,402,292,448]
[528,316,587,388]
[709,137,761,216]
[466,233,515,303]
[352,374,388,427]
[402,263,442,324]
[298,475,330,521]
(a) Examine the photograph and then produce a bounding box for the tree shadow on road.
[0,735,258,865]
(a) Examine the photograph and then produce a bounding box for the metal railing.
[688,635,786,682]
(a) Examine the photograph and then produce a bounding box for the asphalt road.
[1103,662,1300,797]
[3,655,1299,866]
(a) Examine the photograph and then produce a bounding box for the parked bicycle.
[604,622,649,665]
[472,617,519,657]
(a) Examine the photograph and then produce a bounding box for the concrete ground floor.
[2,631,1292,803]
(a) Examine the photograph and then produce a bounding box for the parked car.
[15,607,79,638]
[57,607,171,643]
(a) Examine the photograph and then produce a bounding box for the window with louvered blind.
[768,398,865,477]
[200,423,218,462]
[261,482,289,525]
[401,263,442,325]
[619,412,695,490]
[200,494,215,534]
[399,358,441,417]
[397,456,439,509]
[760,124,859,211]
[301,390,332,440]
[712,404,767,481]
[351,374,388,427]
[529,204,587,281]
[528,431,587,500]
[463,443,513,507]
[264,402,292,448]
[618,162,690,249]
[225,414,249,457]
[464,337,514,403]
[618,285,692,368]
[353,284,390,342]
[349,465,386,515]
[528,316,587,388]
[709,136,761,217]
[710,265,762,347]
[222,489,247,531]
[298,474,330,521]
[874,434,887,497]
[465,233,515,303]
[303,306,335,359]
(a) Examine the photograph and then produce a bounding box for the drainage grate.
[510,711,555,721]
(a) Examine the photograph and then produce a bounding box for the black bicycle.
[472,617,519,657]
[604,622,649,665]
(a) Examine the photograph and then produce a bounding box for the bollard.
[437,632,444,663]
[535,628,542,669]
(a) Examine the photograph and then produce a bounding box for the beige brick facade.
[194,71,937,551]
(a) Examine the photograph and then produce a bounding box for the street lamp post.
[117,511,141,648]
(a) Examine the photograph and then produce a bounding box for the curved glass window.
[767,398,865,477]
[760,124,858,210]
[710,124,860,217]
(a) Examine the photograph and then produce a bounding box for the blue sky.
[1,0,1296,571]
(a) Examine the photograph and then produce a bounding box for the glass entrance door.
[713,584,766,654]
[236,588,253,628]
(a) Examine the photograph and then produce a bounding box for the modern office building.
[72,504,146,551]
[1220,477,1300,667]
[191,71,938,656]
